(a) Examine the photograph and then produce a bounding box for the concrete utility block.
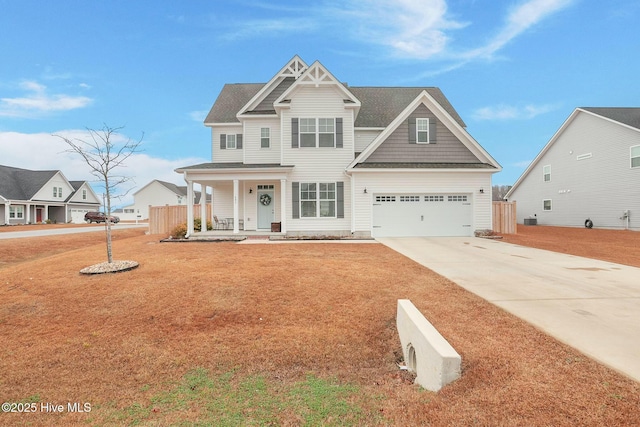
[396,299,461,392]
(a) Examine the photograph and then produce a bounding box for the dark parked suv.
[84,211,120,224]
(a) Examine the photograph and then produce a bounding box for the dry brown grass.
[0,226,639,426]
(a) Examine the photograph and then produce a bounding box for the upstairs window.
[82,189,87,200]
[261,128,270,148]
[318,118,335,147]
[416,118,430,143]
[226,134,236,149]
[219,133,243,150]
[543,165,551,182]
[409,117,436,144]
[300,118,316,147]
[53,187,57,197]
[631,145,640,168]
[292,118,343,148]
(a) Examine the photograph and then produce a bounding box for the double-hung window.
[543,165,551,182]
[261,128,270,148]
[543,199,552,211]
[631,145,640,168]
[300,183,317,217]
[300,119,316,147]
[318,118,335,147]
[319,183,336,217]
[82,189,87,200]
[416,118,430,143]
[300,182,336,218]
[226,134,236,149]
[53,187,58,197]
[9,205,24,219]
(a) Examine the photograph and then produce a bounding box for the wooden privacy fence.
[492,201,517,234]
[148,204,212,235]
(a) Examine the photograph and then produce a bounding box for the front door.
[257,187,275,230]
[36,208,43,223]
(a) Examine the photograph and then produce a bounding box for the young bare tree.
[56,125,143,264]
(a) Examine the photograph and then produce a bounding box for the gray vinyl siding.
[509,111,640,230]
[254,77,295,112]
[364,104,480,164]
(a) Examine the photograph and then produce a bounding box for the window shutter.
[291,118,299,148]
[220,134,226,150]
[336,118,343,148]
[292,182,300,219]
[428,119,436,143]
[336,181,344,218]
[408,118,416,144]
[236,134,243,149]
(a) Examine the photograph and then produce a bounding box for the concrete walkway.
[377,236,640,383]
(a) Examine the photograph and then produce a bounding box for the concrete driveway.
[378,237,640,383]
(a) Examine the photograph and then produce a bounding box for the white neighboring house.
[118,179,209,221]
[505,107,640,230]
[0,164,101,225]
[175,56,501,237]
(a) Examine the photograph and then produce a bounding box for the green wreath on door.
[260,193,272,206]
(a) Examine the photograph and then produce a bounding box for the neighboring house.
[0,164,101,225]
[505,107,640,230]
[175,56,501,237]
[119,179,210,221]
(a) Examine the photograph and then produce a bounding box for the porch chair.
[213,215,227,230]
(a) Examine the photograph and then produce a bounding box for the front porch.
[175,162,294,238]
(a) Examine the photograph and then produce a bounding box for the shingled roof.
[0,164,58,200]
[581,107,640,130]
[203,83,466,128]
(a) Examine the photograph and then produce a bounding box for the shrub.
[193,218,213,232]
[170,223,188,239]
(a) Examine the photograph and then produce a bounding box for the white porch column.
[186,180,194,237]
[25,203,31,224]
[4,202,10,224]
[200,184,207,231]
[43,204,48,223]
[280,179,287,234]
[233,179,239,233]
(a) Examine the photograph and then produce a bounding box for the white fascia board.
[205,122,242,128]
[505,108,581,199]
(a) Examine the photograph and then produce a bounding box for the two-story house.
[175,56,501,238]
[0,164,101,225]
[505,107,640,230]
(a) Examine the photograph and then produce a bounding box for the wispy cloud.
[341,0,468,59]
[219,17,318,41]
[0,81,92,118]
[472,103,559,121]
[462,0,575,61]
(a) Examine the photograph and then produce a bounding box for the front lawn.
[1,231,639,426]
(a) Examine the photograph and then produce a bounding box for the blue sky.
[1,0,639,206]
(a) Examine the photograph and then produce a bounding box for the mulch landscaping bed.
[0,226,639,425]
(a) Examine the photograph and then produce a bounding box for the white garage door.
[372,194,472,237]
[70,209,90,224]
